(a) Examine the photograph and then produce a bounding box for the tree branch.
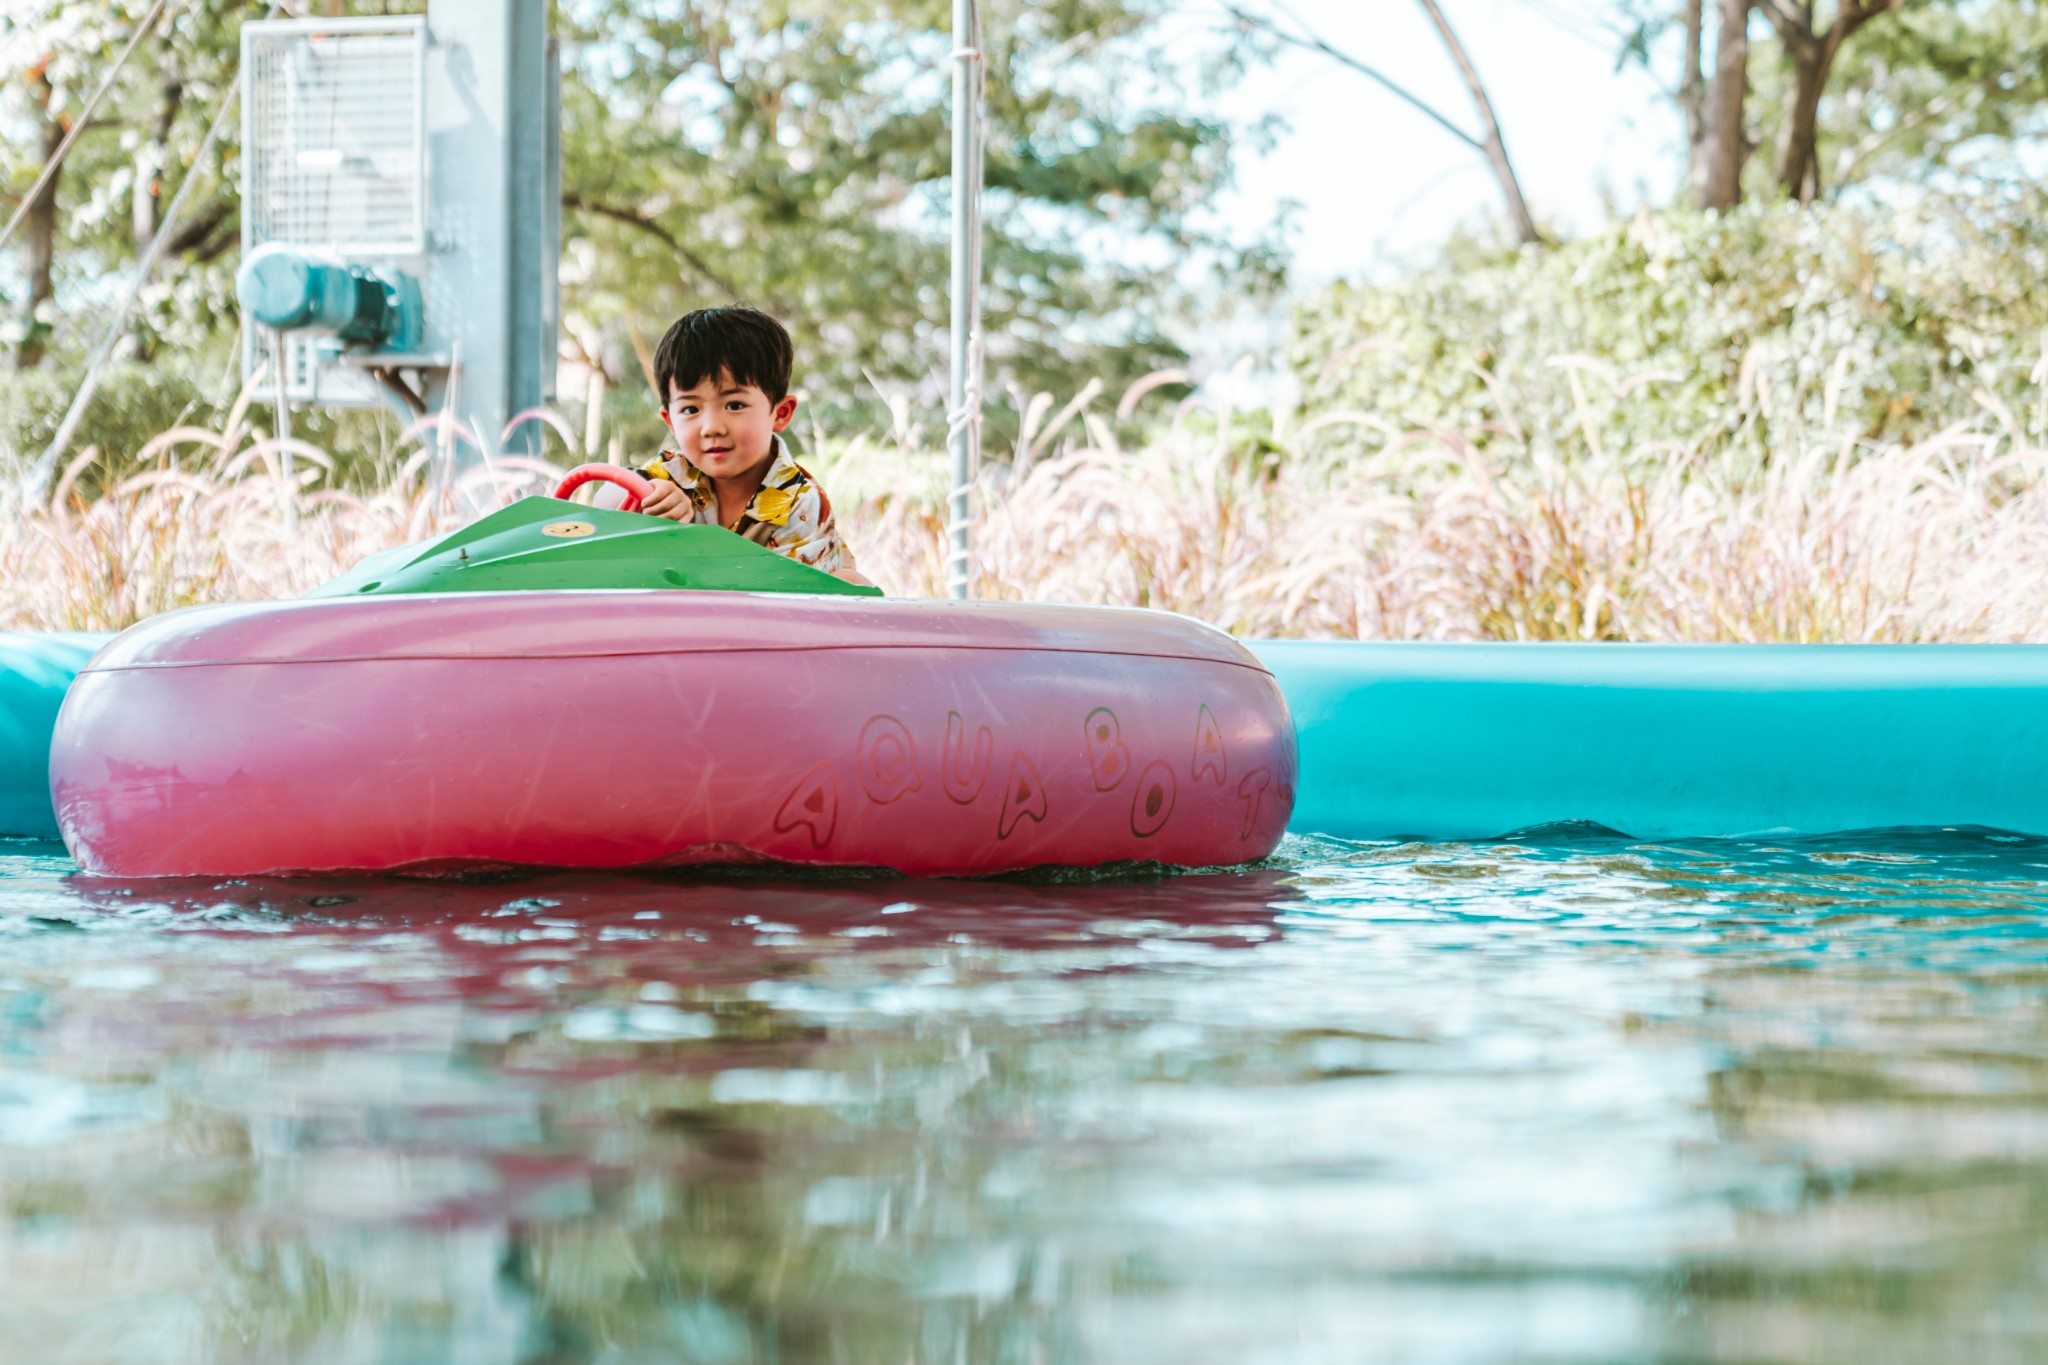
[1752,0,1814,49]
[1679,0,1705,153]
[1840,0,1898,29]
[187,220,239,264]
[1758,0,1900,199]
[561,192,740,299]
[164,197,232,256]
[1223,3,1483,152]
[1412,0,1544,244]
[1225,0,1543,244]
[1831,74,1968,185]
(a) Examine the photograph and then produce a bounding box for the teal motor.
[235,244,422,352]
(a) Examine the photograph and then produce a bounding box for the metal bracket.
[329,350,450,419]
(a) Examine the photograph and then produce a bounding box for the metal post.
[266,327,297,534]
[946,0,984,601]
[420,0,554,461]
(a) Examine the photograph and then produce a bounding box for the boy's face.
[659,369,799,483]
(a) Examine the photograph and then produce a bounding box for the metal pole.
[267,327,297,535]
[946,0,984,601]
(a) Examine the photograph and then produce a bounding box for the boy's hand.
[638,479,691,520]
[834,547,877,588]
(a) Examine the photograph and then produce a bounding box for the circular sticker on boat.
[541,520,595,538]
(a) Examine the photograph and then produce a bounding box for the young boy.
[626,306,869,586]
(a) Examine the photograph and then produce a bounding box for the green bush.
[0,353,417,490]
[1291,193,2048,465]
[0,359,222,476]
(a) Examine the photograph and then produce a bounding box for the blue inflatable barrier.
[1251,641,2048,841]
[11,631,2048,848]
[0,633,110,838]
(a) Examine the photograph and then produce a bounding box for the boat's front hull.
[53,593,1295,877]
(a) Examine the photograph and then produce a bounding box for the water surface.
[4,830,2048,1363]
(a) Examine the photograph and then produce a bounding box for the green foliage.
[0,351,404,492]
[1613,0,2048,205]
[0,356,231,477]
[1815,0,2048,193]
[0,1,278,362]
[1291,193,2048,465]
[554,0,1281,419]
[2,0,1277,445]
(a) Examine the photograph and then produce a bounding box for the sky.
[1205,0,1681,286]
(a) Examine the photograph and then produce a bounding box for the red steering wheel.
[552,463,659,514]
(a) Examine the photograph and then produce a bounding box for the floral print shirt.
[637,435,850,575]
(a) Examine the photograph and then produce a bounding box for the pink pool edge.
[51,591,1297,878]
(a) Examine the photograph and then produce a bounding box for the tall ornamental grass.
[4,364,2046,642]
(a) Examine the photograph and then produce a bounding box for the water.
[5,830,2048,1363]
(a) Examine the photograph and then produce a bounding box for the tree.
[1755,0,1901,201]
[555,0,1281,417]
[15,57,64,368]
[1224,0,1544,246]
[1643,0,1744,201]
[4,1,1282,427]
[1699,0,1752,209]
[1,0,266,370]
[1628,0,2045,210]
[1802,0,2048,192]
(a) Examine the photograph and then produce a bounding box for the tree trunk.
[134,72,183,258]
[1680,0,1707,199]
[1762,0,1895,202]
[1699,0,1750,210]
[130,64,183,364]
[1774,38,1830,202]
[18,65,63,370]
[1413,0,1542,245]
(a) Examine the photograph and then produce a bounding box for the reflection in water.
[3,832,2048,1360]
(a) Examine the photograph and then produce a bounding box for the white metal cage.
[241,16,426,254]
[240,16,426,405]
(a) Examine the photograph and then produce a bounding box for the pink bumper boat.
[55,594,1294,877]
[53,473,1294,878]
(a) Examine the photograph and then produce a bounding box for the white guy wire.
[24,63,244,502]
[0,0,173,256]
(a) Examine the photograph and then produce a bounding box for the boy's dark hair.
[651,306,794,404]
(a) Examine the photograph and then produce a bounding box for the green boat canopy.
[306,496,883,599]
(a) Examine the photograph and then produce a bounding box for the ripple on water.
[2,829,2048,1361]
